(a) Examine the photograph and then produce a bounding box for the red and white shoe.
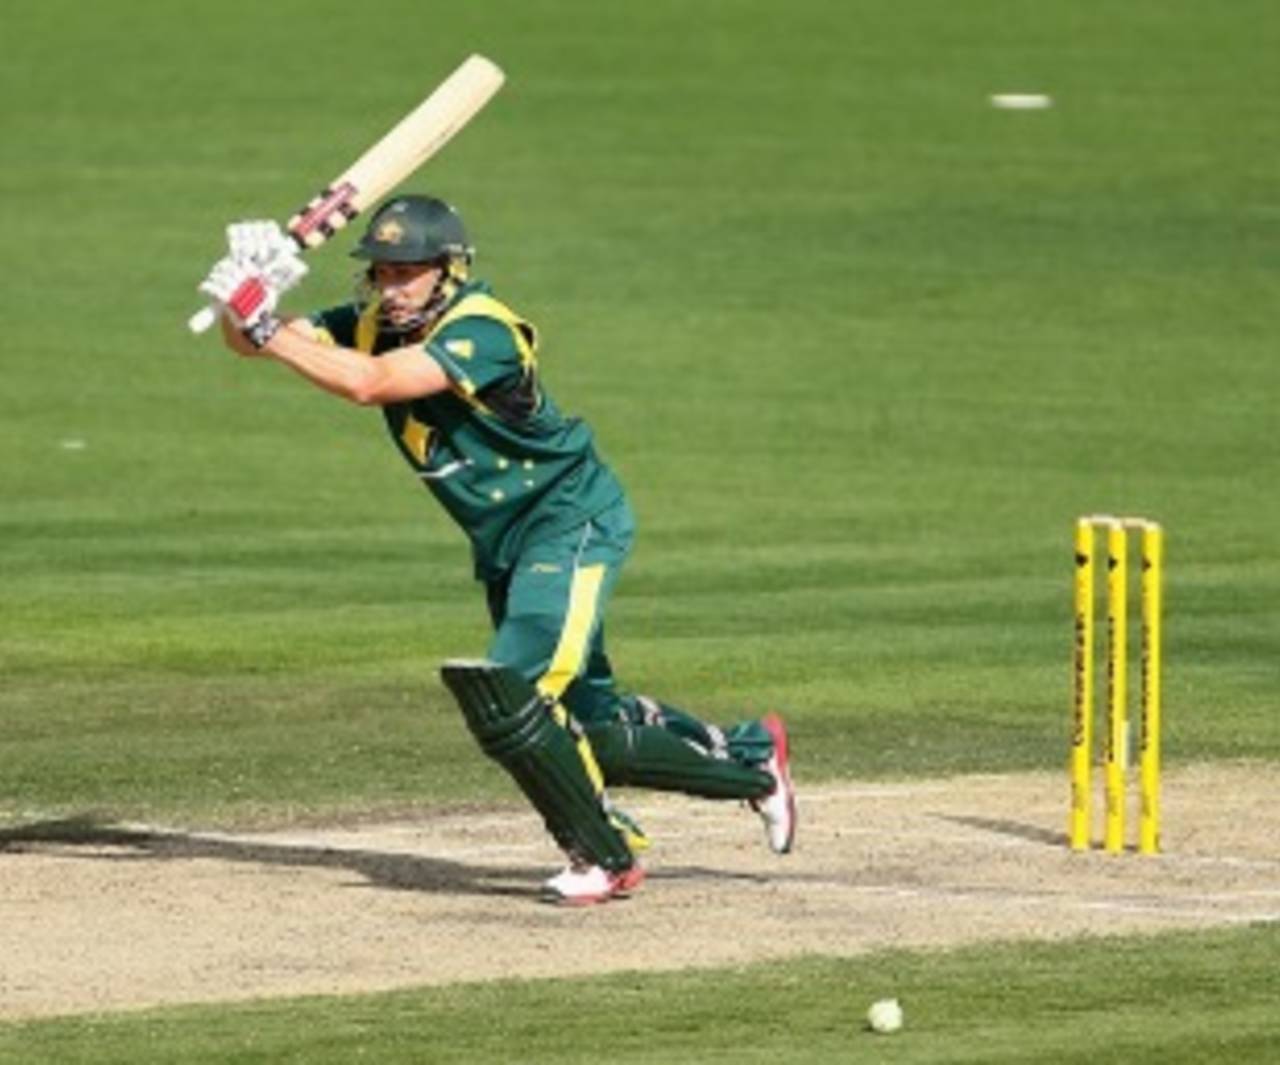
[750,712,796,854]
[543,861,646,906]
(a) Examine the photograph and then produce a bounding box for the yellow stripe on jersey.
[352,299,434,463]
[428,292,538,377]
[354,290,533,426]
[355,300,381,354]
[399,417,431,464]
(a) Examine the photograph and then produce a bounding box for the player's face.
[372,261,443,327]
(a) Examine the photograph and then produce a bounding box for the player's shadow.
[0,816,541,900]
[935,814,1066,848]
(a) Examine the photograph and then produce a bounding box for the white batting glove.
[261,247,309,297]
[198,255,283,348]
[226,220,293,268]
[226,220,309,296]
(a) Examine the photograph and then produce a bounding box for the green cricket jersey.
[311,281,625,579]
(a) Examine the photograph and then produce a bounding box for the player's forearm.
[261,324,384,405]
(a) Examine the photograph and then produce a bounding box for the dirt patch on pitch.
[2,763,1277,1019]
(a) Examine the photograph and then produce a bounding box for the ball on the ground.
[866,997,904,1034]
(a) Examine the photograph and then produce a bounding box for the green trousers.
[485,497,773,801]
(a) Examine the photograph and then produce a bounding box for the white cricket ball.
[866,997,904,1034]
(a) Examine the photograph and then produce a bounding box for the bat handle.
[188,305,218,334]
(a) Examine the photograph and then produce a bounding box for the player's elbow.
[346,383,383,406]
[346,369,391,407]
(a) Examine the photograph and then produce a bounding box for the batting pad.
[440,659,635,872]
[586,721,774,800]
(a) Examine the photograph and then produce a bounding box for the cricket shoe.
[542,861,646,907]
[750,712,797,854]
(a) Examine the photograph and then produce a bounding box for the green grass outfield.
[2,927,1277,1065]
[2,0,1277,1058]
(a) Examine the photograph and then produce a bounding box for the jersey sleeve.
[309,303,361,347]
[426,315,525,395]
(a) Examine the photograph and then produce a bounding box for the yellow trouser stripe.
[537,562,605,702]
[537,562,606,793]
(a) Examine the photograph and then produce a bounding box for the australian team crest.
[375,219,405,245]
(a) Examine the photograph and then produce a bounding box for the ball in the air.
[866,997,904,1034]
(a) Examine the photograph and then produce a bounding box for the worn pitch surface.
[2,764,1276,1020]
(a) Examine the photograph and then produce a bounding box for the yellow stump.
[1069,520,1095,851]
[1070,515,1163,856]
[1104,522,1128,854]
[1139,523,1163,855]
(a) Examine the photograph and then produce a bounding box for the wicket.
[1069,515,1163,855]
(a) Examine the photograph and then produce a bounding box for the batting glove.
[261,247,308,299]
[227,220,291,267]
[198,255,284,348]
[226,220,309,296]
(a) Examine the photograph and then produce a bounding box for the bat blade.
[189,54,504,334]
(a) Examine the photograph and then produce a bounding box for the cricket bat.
[189,54,504,334]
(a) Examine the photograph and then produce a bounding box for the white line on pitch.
[821,883,1280,923]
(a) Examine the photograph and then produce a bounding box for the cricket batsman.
[197,195,796,904]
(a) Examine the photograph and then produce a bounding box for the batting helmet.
[350,195,472,264]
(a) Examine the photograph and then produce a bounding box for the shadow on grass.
[0,816,543,900]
